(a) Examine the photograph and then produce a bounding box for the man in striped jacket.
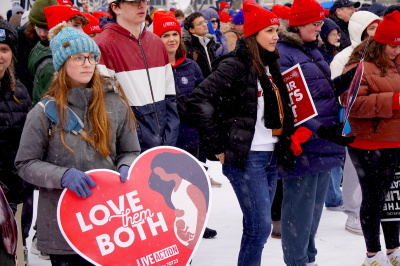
[95,0,180,151]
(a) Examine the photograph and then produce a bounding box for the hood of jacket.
[278,19,323,48]
[348,11,382,46]
[199,7,219,20]
[28,41,52,75]
[320,18,340,45]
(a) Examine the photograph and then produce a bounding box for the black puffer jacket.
[0,74,32,204]
[187,37,294,169]
[182,29,219,78]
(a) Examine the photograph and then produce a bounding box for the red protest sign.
[57,146,211,266]
[282,64,318,126]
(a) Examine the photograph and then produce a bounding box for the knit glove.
[290,127,313,156]
[317,124,355,146]
[118,165,129,183]
[61,168,96,199]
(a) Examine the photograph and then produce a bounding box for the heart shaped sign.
[57,146,211,266]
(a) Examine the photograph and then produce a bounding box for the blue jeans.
[281,171,330,266]
[325,167,343,207]
[223,151,278,266]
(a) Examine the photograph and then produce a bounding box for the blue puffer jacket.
[173,57,204,149]
[276,23,345,179]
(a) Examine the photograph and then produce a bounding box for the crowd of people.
[2,0,400,265]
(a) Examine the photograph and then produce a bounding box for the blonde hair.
[6,58,21,105]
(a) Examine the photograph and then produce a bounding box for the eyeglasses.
[328,32,341,38]
[311,21,324,28]
[69,54,100,66]
[211,19,219,24]
[195,20,208,26]
[34,26,49,33]
[125,0,150,7]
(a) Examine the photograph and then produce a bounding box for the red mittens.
[290,127,313,156]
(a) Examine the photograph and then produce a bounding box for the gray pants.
[342,148,362,218]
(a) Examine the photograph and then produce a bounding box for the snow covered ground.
[26,161,381,266]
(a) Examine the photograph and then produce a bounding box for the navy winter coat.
[276,25,345,178]
[173,57,204,149]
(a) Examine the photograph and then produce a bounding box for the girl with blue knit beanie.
[15,26,141,265]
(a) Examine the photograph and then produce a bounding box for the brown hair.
[245,34,279,77]
[174,9,184,19]
[70,14,90,27]
[176,39,187,60]
[347,38,392,76]
[24,22,40,41]
[44,66,135,158]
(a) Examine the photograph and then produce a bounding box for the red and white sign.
[282,64,318,126]
[58,146,211,266]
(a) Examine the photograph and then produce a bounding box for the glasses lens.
[73,55,85,65]
[72,54,99,65]
[197,20,207,26]
[89,54,100,65]
[211,19,218,23]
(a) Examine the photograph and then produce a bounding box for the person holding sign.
[15,26,140,265]
[187,1,296,265]
[342,11,400,266]
[276,0,355,264]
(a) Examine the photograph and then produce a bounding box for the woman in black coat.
[0,20,32,265]
[187,1,295,265]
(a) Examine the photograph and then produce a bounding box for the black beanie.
[0,20,17,56]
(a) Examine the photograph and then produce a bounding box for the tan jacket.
[343,60,400,141]
[225,31,241,52]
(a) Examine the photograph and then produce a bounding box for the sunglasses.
[211,19,219,24]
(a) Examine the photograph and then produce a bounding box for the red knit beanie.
[220,2,229,11]
[243,0,280,38]
[57,0,72,5]
[220,12,232,23]
[374,11,400,45]
[44,5,82,29]
[82,13,101,35]
[272,4,291,20]
[153,11,181,37]
[289,0,325,26]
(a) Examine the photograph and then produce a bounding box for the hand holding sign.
[58,147,211,266]
[281,64,318,126]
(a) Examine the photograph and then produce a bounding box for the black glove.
[333,65,358,96]
[317,124,355,146]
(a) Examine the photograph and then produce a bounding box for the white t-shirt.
[250,68,279,151]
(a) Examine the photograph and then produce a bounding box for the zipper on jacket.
[137,35,161,132]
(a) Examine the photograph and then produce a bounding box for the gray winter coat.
[15,85,140,255]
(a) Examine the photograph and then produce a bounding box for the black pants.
[50,254,94,266]
[348,147,400,252]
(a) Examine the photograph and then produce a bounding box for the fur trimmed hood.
[278,19,323,48]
